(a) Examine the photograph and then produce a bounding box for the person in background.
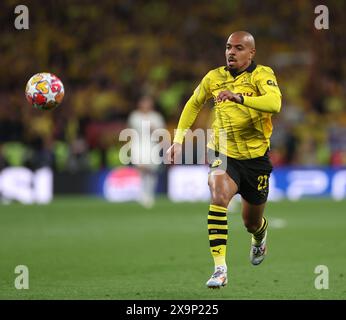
[128,95,166,208]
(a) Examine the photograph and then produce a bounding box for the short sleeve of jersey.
[254,67,282,97]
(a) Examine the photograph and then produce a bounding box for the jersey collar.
[226,61,257,78]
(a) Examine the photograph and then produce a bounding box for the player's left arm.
[242,68,282,113]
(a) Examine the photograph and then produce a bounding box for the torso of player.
[207,65,273,160]
[128,110,165,166]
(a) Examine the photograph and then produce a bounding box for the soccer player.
[166,31,282,288]
[128,95,166,208]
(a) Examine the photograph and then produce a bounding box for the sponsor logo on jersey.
[211,159,223,168]
[239,92,254,97]
[267,79,278,86]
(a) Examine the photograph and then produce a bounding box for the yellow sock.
[208,204,228,268]
[252,217,268,245]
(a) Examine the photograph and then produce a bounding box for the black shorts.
[207,149,273,205]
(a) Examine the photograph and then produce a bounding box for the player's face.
[138,96,154,113]
[225,35,255,71]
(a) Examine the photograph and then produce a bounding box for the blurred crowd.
[0,0,345,172]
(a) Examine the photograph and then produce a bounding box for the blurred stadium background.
[0,0,345,299]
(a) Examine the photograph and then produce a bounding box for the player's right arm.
[166,73,212,163]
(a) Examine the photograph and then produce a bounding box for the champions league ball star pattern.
[25,72,64,110]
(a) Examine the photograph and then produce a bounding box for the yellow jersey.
[173,62,282,159]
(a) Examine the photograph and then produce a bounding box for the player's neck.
[228,61,255,77]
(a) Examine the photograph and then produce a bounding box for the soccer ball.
[25,72,64,110]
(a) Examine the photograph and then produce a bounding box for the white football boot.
[206,266,228,289]
[250,230,267,266]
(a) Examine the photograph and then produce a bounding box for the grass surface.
[0,197,345,299]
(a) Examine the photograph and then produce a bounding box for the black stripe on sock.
[254,226,266,238]
[208,211,227,217]
[210,239,227,247]
[262,217,268,227]
[262,218,268,228]
[208,219,227,225]
[254,230,266,239]
[254,218,268,235]
[208,229,228,235]
[255,225,265,235]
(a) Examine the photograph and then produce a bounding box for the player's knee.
[210,191,231,208]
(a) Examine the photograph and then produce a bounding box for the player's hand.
[217,90,242,104]
[166,142,182,164]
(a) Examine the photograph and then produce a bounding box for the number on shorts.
[257,175,268,191]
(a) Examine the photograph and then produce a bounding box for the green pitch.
[0,197,345,299]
